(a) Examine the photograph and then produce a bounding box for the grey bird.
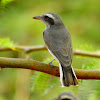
[33,12,78,87]
[53,92,80,100]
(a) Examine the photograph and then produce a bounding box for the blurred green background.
[0,0,100,100]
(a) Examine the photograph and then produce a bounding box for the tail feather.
[59,64,78,87]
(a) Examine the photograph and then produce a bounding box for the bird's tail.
[59,64,78,87]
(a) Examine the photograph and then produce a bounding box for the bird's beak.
[33,16,41,20]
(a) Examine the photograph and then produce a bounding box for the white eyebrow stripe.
[44,14,55,19]
[61,95,70,99]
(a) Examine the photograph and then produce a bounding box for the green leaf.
[81,59,99,70]
[1,0,14,5]
[0,38,14,48]
[30,71,51,92]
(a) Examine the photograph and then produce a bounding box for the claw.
[48,59,55,67]
[48,62,54,67]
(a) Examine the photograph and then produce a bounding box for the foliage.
[0,38,14,48]
[30,71,57,94]
[30,58,58,95]
[1,0,14,5]
[0,0,15,10]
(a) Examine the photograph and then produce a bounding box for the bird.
[33,12,78,87]
[53,92,80,100]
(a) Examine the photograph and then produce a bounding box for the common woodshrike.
[33,12,78,87]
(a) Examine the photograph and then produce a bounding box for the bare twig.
[74,50,100,58]
[0,47,12,51]
[0,45,100,58]
[0,45,47,52]
[0,57,100,79]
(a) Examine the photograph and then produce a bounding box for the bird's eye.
[44,15,54,25]
[44,15,49,19]
[62,99,71,100]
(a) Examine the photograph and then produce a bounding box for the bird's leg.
[48,59,55,67]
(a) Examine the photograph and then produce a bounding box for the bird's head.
[53,92,80,100]
[33,12,64,28]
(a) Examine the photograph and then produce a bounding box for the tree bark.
[0,57,100,79]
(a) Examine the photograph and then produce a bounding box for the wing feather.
[43,27,73,67]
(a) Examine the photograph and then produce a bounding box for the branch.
[0,45,47,52]
[74,50,100,58]
[0,45,100,58]
[0,57,100,80]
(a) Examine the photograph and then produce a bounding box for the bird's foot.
[48,59,55,67]
[48,62,54,67]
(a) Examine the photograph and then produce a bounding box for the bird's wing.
[43,29,73,67]
[48,45,73,67]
